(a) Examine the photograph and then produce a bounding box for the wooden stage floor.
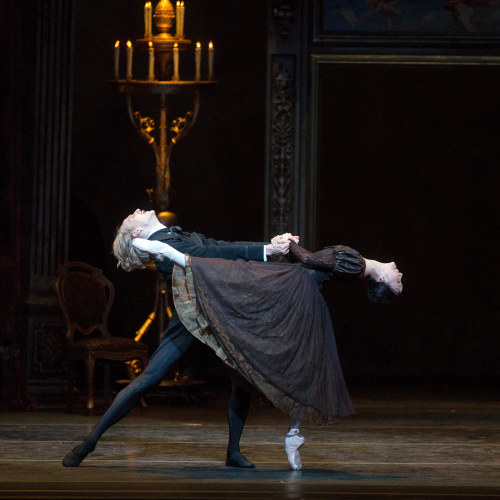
[1,386,499,499]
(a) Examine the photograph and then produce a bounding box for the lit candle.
[179,2,185,39]
[208,41,214,81]
[114,40,120,80]
[173,42,179,81]
[126,40,133,80]
[148,41,155,81]
[195,42,201,81]
[144,2,152,39]
[176,2,181,38]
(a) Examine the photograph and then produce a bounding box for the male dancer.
[62,209,295,468]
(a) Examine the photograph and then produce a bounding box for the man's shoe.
[62,439,95,467]
[225,451,255,468]
[285,433,305,471]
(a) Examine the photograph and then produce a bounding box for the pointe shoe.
[225,451,255,468]
[285,433,305,471]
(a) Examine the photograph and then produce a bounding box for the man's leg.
[225,377,254,468]
[62,316,193,467]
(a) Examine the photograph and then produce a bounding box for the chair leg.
[85,354,96,415]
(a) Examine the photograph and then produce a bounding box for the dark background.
[316,63,500,385]
[2,0,500,402]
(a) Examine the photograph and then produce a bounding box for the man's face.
[122,209,157,236]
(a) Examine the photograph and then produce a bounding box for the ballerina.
[132,234,403,470]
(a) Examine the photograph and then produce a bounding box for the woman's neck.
[363,259,381,279]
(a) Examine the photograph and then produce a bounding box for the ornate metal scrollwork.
[134,112,156,144]
[127,97,160,166]
[170,109,194,144]
[125,90,200,210]
[170,115,189,135]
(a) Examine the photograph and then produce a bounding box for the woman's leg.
[285,409,304,470]
[62,321,193,467]
[225,377,254,468]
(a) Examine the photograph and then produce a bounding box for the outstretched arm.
[149,231,299,262]
[197,231,300,258]
[132,239,186,267]
[133,237,295,265]
[289,240,337,271]
[289,240,366,279]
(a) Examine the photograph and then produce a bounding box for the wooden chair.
[56,261,148,414]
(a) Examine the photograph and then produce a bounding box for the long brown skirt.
[173,257,354,422]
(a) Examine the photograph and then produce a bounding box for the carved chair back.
[56,261,114,342]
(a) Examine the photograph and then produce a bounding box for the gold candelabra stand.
[112,1,216,351]
[112,0,216,216]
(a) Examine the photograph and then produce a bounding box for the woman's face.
[382,262,403,295]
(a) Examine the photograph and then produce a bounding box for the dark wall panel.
[316,62,500,382]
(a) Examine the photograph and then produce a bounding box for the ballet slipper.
[61,439,95,467]
[225,451,255,468]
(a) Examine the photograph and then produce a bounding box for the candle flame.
[209,41,213,49]
[149,41,153,48]
[146,1,151,6]
[174,42,178,48]
[127,40,132,48]
[115,40,120,48]
[196,42,201,48]
[177,1,180,5]
[181,1,184,5]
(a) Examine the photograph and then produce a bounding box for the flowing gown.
[172,256,356,422]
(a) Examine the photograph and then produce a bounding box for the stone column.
[25,0,75,407]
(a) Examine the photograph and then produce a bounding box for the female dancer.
[130,231,403,470]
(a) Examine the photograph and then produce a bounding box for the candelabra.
[112,0,216,220]
[112,1,216,354]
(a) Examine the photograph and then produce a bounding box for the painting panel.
[319,0,500,36]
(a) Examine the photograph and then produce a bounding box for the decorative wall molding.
[31,320,66,377]
[25,309,66,408]
[268,56,296,236]
[266,2,312,246]
[272,0,296,40]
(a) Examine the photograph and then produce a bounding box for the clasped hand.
[266,233,300,256]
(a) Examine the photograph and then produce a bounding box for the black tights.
[63,317,252,466]
[226,377,251,457]
[84,324,193,447]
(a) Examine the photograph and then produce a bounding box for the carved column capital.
[272,0,296,40]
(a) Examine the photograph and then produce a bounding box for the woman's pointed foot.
[62,439,95,467]
[225,451,255,468]
[285,433,305,471]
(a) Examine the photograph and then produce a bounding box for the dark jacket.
[149,227,267,283]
